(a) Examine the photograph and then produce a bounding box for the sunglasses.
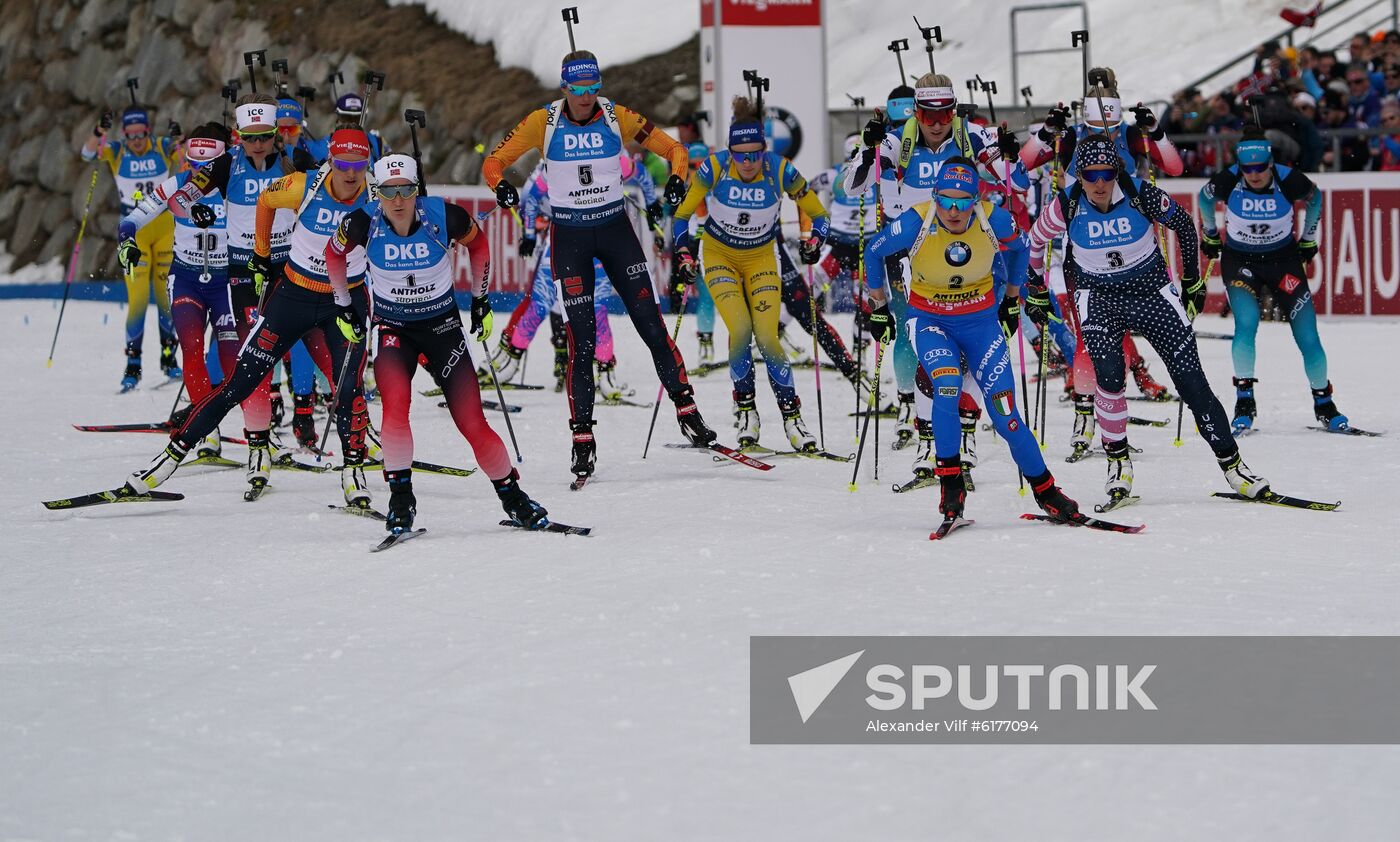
[916,107,954,127]
[378,183,418,200]
[565,82,602,96]
[1348,77,1369,85]
[1080,168,1118,184]
[240,131,276,141]
[124,131,149,141]
[935,194,976,212]
[1239,162,1271,174]
[730,150,763,164]
[331,158,369,172]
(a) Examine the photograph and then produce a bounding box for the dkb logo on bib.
[385,242,431,261]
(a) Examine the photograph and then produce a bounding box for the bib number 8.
[737,212,751,226]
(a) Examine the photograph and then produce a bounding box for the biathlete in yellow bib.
[862,158,1080,526]
[671,96,831,452]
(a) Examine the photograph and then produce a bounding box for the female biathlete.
[326,155,549,534]
[671,96,830,452]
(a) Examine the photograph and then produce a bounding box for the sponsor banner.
[752,636,1400,744]
[1164,172,1400,316]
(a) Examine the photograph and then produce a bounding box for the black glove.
[798,234,823,265]
[645,200,664,231]
[248,253,274,296]
[518,235,536,258]
[664,174,686,208]
[470,295,493,340]
[668,281,684,313]
[334,298,368,343]
[1181,275,1207,321]
[673,245,699,286]
[1023,272,1054,326]
[1043,106,1068,131]
[862,113,885,148]
[167,119,182,139]
[117,239,141,272]
[866,301,894,343]
[1201,230,1222,260]
[1297,239,1318,264]
[495,180,519,209]
[1131,103,1165,140]
[998,292,1021,340]
[292,146,316,172]
[95,111,112,136]
[190,203,216,229]
[997,126,1019,158]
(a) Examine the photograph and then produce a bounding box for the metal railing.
[1161,124,1400,175]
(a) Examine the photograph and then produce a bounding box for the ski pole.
[848,339,886,491]
[1037,323,1049,450]
[47,167,98,367]
[317,332,363,456]
[1017,320,1028,496]
[643,285,687,459]
[807,262,825,451]
[854,192,866,444]
[482,338,523,463]
[168,381,186,422]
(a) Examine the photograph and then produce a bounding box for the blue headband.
[1236,140,1272,166]
[277,99,303,121]
[729,121,765,147]
[562,60,601,86]
[935,163,980,194]
[886,97,915,122]
[122,109,149,128]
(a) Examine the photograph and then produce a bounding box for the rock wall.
[0,0,698,278]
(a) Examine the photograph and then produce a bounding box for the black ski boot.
[570,421,597,480]
[159,335,181,380]
[1231,377,1257,435]
[1311,381,1349,430]
[673,386,717,446]
[385,470,417,533]
[120,346,142,392]
[1029,471,1080,522]
[495,469,548,528]
[269,389,286,428]
[292,393,318,449]
[936,456,966,518]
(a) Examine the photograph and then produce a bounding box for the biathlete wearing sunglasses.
[485,52,717,481]
[671,117,830,438]
[862,161,1079,523]
[1020,91,1183,180]
[135,128,376,506]
[119,130,236,410]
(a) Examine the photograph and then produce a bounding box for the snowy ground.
[4,298,1399,841]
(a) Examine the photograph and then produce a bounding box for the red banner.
[715,0,821,27]
[1165,172,1400,316]
[436,189,530,294]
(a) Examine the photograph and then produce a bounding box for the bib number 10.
[194,233,219,252]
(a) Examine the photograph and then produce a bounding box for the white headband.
[914,86,957,109]
[1084,96,1123,125]
[235,103,275,130]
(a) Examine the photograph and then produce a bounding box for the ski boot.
[1029,471,1080,521]
[1231,377,1257,435]
[893,391,916,449]
[269,390,286,428]
[292,393,319,450]
[936,456,966,518]
[734,392,760,448]
[778,398,817,453]
[910,418,936,478]
[491,341,524,382]
[385,470,417,533]
[340,461,371,509]
[245,429,272,497]
[1069,393,1096,459]
[1130,358,1170,401]
[125,440,188,493]
[959,406,980,471]
[1311,381,1349,431]
[570,421,597,481]
[195,427,222,460]
[1218,450,1269,498]
[120,348,141,392]
[167,402,192,431]
[159,337,181,381]
[698,332,715,365]
[553,347,569,393]
[596,359,630,401]
[673,386,717,446]
[1104,439,1134,503]
[495,469,549,528]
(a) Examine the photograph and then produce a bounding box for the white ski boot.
[341,463,371,509]
[779,399,817,452]
[911,418,936,477]
[734,393,761,448]
[126,442,188,493]
[1219,451,1269,499]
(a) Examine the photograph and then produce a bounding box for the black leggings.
[174,277,370,459]
[776,242,858,378]
[1077,269,1235,458]
[551,215,688,424]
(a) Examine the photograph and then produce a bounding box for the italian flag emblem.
[992,389,1015,416]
